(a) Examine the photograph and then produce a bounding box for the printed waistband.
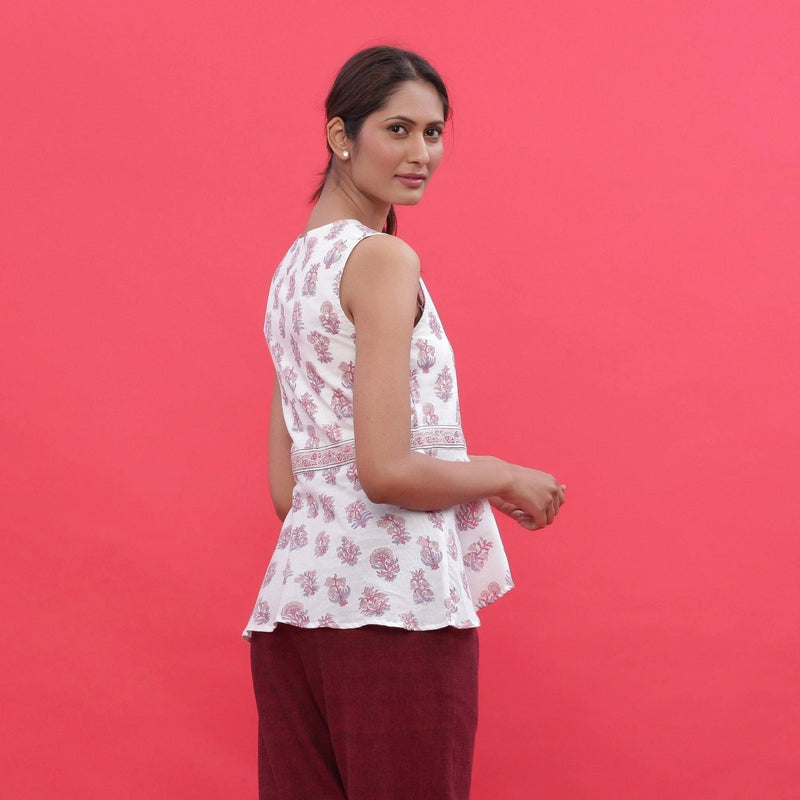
[291,426,466,475]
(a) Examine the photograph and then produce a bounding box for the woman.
[244,46,565,800]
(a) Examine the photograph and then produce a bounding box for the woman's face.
[347,80,446,207]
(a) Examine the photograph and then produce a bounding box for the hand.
[490,467,566,530]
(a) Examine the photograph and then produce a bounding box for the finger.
[558,484,567,504]
[517,515,538,530]
[546,504,555,525]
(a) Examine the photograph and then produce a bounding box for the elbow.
[358,458,409,507]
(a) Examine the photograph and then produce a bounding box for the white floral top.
[243,219,513,635]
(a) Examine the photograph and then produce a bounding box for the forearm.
[358,451,513,510]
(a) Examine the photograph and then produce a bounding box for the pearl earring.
[341,150,349,159]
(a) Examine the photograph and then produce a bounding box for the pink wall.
[2,2,798,797]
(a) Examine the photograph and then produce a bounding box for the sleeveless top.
[243,219,513,635]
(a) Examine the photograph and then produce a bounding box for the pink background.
[2,2,798,798]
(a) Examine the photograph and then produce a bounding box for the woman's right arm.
[340,235,565,529]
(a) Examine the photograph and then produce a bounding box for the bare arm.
[340,235,565,529]
[268,373,295,521]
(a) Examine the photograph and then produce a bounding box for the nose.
[407,133,431,166]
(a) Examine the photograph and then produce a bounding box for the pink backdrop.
[2,2,798,798]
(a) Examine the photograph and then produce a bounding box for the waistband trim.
[291,426,466,475]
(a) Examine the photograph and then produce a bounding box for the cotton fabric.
[243,219,513,635]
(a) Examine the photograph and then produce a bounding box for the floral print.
[244,220,513,637]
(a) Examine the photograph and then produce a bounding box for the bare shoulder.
[348,233,420,274]
[341,234,421,321]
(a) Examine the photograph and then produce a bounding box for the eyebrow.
[383,115,445,126]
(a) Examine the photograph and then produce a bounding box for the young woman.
[244,46,565,800]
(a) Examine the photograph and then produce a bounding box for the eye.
[387,124,408,135]
[425,127,443,140]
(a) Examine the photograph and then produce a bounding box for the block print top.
[243,219,513,634]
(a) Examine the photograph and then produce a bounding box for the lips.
[396,174,426,188]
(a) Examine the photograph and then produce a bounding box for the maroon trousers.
[250,624,479,800]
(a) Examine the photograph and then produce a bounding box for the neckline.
[301,218,381,237]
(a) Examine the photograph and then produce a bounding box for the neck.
[306,176,390,233]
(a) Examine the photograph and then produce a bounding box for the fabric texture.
[243,218,513,635]
[250,624,479,800]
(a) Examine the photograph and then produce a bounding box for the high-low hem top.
[243,219,513,636]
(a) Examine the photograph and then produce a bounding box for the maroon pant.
[250,624,479,800]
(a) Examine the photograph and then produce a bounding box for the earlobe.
[326,117,351,161]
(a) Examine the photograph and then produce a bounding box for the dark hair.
[311,46,450,235]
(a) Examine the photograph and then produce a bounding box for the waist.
[290,426,466,476]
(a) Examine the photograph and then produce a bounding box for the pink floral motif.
[319,494,335,522]
[289,524,308,551]
[378,513,411,544]
[292,300,303,334]
[299,392,318,421]
[276,525,291,550]
[428,310,443,339]
[305,361,325,395]
[304,425,319,449]
[411,569,435,604]
[285,273,296,301]
[282,365,296,391]
[305,494,319,518]
[272,277,284,309]
[291,493,303,511]
[322,466,341,484]
[331,388,353,419]
[434,366,453,402]
[332,269,343,297]
[444,585,460,620]
[446,528,459,560]
[302,262,319,296]
[339,360,355,389]
[325,573,350,606]
[415,339,436,373]
[369,547,400,581]
[461,570,470,594]
[323,239,347,267]
[308,331,333,363]
[400,611,420,630]
[422,402,438,425]
[317,612,338,627]
[295,570,319,597]
[319,300,340,334]
[408,369,420,403]
[290,337,301,366]
[301,236,318,267]
[324,221,348,241]
[427,510,444,530]
[278,306,286,338]
[322,423,342,442]
[418,536,442,570]
[290,402,303,432]
[456,500,484,531]
[314,531,330,557]
[262,561,277,586]
[463,537,494,572]
[346,462,361,491]
[281,601,309,626]
[336,535,362,565]
[345,500,372,529]
[359,585,390,617]
[253,599,270,625]
[282,561,293,584]
[477,581,502,609]
[272,340,282,363]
